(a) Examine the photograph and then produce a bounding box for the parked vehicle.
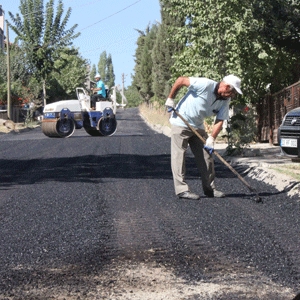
[278,107,300,157]
[42,87,117,138]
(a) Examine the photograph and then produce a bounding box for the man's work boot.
[178,191,200,200]
[204,190,225,198]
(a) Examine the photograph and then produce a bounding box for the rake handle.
[171,108,255,193]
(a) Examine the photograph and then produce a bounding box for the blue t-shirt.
[169,77,230,129]
[96,80,106,98]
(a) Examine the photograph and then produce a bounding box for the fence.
[257,81,300,144]
[0,106,29,123]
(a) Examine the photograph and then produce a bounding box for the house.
[0,5,4,50]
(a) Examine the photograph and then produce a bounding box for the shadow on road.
[0,154,240,188]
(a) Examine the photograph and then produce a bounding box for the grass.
[139,102,171,129]
[138,102,223,140]
[271,164,300,181]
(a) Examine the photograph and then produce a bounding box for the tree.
[97,51,115,88]
[132,29,147,97]
[106,54,115,88]
[132,24,158,104]
[0,42,40,105]
[7,0,80,105]
[124,85,143,107]
[97,51,107,81]
[165,0,300,103]
[151,1,185,102]
[252,0,300,54]
[166,0,244,80]
[48,48,89,101]
[90,64,97,82]
[250,0,300,88]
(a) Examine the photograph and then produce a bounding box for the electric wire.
[78,0,141,32]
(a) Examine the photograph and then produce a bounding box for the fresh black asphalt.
[0,108,299,299]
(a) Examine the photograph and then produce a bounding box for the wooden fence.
[0,106,29,123]
[257,81,300,144]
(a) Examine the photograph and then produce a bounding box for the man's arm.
[91,82,103,93]
[204,119,224,154]
[168,77,190,99]
[211,119,224,139]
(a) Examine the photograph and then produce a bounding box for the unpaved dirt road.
[0,108,299,299]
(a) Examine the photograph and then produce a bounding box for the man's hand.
[165,98,174,112]
[204,135,215,154]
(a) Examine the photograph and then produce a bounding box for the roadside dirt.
[1,251,295,300]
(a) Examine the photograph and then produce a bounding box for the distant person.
[91,74,107,109]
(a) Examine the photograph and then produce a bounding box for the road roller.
[42,87,117,138]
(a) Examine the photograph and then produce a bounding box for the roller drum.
[42,119,75,138]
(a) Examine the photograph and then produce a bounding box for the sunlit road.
[0,108,299,299]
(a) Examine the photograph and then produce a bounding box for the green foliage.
[166,0,244,81]
[97,51,107,80]
[96,51,115,88]
[124,85,143,108]
[132,24,158,104]
[130,0,299,150]
[47,48,89,101]
[151,1,185,103]
[106,54,115,88]
[252,0,300,54]
[7,0,80,103]
[224,105,258,155]
[164,0,300,103]
[90,64,96,80]
[0,43,40,105]
[1,42,87,104]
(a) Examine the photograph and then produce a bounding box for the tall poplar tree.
[90,64,97,82]
[132,28,147,96]
[151,1,185,102]
[7,0,80,105]
[97,51,107,80]
[132,24,158,104]
[106,54,115,88]
[97,51,115,88]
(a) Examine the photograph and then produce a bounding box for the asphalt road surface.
[0,108,299,299]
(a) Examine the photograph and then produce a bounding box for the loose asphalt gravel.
[0,108,299,299]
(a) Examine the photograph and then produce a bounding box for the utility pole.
[6,21,11,120]
[121,73,126,108]
[121,73,125,107]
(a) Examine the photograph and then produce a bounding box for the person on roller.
[165,75,243,200]
[91,73,107,109]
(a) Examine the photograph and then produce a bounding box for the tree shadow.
[0,151,240,188]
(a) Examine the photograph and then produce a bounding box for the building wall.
[0,5,4,50]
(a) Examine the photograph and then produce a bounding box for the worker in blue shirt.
[91,73,107,109]
[165,75,243,200]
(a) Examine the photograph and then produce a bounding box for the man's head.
[95,73,101,81]
[223,75,242,95]
[217,75,242,99]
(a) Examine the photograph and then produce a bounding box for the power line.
[5,0,141,25]
[79,0,141,31]
[79,35,137,54]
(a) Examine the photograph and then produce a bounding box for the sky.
[0,0,161,87]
